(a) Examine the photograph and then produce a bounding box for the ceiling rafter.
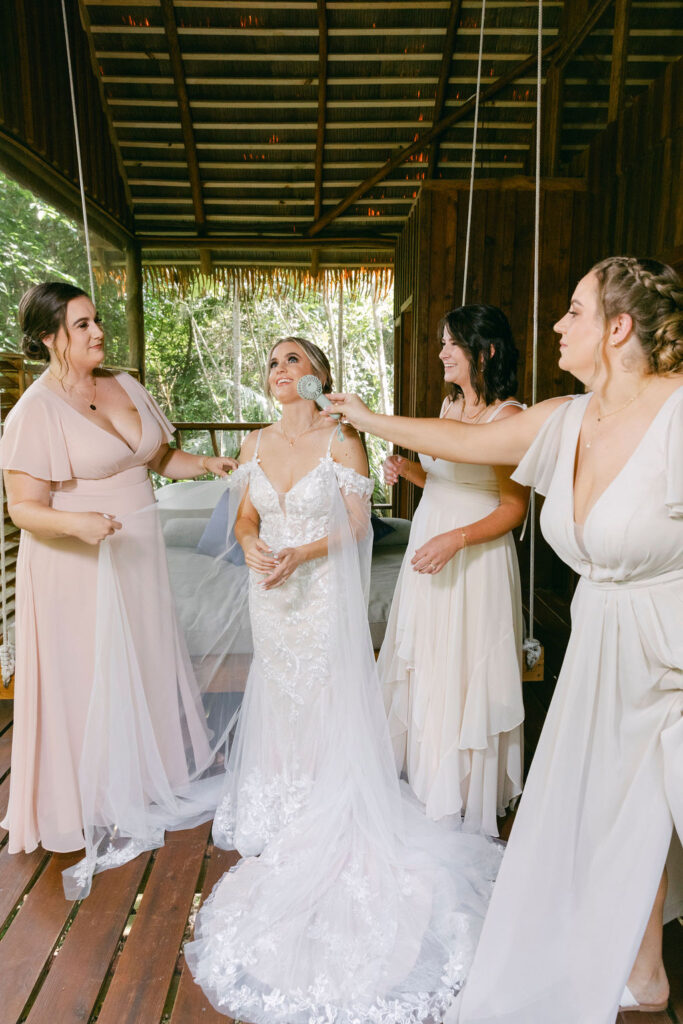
[305,39,559,237]
[426,0,463,180]
[543,0,614,175]
[608,0,632,122]
[311,1,328,276]
[158,0,206,238]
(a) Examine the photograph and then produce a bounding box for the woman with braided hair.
[327,256,683,1023]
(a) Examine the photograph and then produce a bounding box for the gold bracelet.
[460,530,468,548]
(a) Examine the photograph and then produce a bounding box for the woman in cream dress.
[379,305,527,836]
[328,257,683,1022]
[0,282,236,892]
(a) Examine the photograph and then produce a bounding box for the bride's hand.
[242,536,278,574]
[325,393,375,432]
[261,546,304,590]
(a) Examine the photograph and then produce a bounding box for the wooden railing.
[172,421,391,511]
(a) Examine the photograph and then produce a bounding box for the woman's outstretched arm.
[326,394,572,467]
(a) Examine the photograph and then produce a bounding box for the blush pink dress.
[0,371,212,856]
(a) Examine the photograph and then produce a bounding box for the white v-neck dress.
[379,400,524,836]
[451,389,683,1024]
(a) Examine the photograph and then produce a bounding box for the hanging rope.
[0,390,15,686]
[461,0,487,305]
[60,0,96,299]
[522,0,544,672]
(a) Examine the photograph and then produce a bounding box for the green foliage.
[0,169,394,499]
[0,171,129,364]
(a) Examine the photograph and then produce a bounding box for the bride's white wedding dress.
[185,428,503,1024]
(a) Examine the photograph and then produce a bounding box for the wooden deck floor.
[0,600,681,1024]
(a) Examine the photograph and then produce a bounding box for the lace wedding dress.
[185,429,503,1024]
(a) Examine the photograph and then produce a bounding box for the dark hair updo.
[19,281,89,362]
[437,304,519,405]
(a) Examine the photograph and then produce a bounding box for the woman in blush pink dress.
[0,282,236,892]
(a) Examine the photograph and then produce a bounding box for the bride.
[185,336,503,1024]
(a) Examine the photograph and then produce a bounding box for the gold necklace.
[585,379,651,449]
[595,378,651,422]
[279,418,316,447]
[50,371,97,411]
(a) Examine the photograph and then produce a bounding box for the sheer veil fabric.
[183,441,503,1024]
[62,476,248,899]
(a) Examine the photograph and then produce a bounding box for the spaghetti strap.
[253,428,263,461]
[486,400,525,423]
[326,426,337,456]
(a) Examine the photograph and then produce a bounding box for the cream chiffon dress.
[0,371,213,855]
[379,400,524,836]
[450,388,683,1024]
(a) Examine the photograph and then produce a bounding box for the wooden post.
[608,0,632,124]
[126,242,145,383]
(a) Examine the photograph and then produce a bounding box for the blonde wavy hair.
[591,256,683,374]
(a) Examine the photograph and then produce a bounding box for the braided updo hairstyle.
[591,257,683,375]
[19,281,89,362]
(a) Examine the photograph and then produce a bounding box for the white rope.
[0,391,15,685]
[60,0,96,299]
[523,0,544,671]
[461,0,486,305]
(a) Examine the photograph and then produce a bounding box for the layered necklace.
[584,378,651,449]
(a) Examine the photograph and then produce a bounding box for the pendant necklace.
[585,379,650,449]
[49,372,97,411]
[279,418,316,447]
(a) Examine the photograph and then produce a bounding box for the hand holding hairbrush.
[296,375,345,443]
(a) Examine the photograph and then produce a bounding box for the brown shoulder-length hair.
[264,336,334,397]
[438,304,519,405]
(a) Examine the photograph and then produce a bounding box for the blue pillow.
[196,489,246,565]
[371,514,395,544]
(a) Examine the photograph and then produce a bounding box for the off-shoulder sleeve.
[333,462,374,500]
[121,373,176,444]
[665,388,683,518]
[0,391,73,482]
[511,399,576,496]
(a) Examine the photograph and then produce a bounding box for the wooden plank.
[0,851,81,1024]
[0,700,12,732]
[312,0,328,226]
[0,845,48,928]
[0,775,9,842]
[96,823,211,1024]
[168,844,240,1024]
[25,852,152,1024]
[306,41,560,237]
[0,725,12,776]
[426,0,463,179]
[608,0,632,123]
[159,0,206,234]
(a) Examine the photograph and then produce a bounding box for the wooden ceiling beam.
[138,235,396,250]
[608,0,632,122]
[158,0,206,236]
[426,0,463,180]
[77,0,135,215]
[305,40,559,237]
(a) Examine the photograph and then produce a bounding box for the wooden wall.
[0,0,132,248]
[570,56,682,274]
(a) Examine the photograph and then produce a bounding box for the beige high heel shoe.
[618,985,668,1014]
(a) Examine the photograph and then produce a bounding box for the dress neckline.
[38,371,143,455]
[572,385,683,528]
